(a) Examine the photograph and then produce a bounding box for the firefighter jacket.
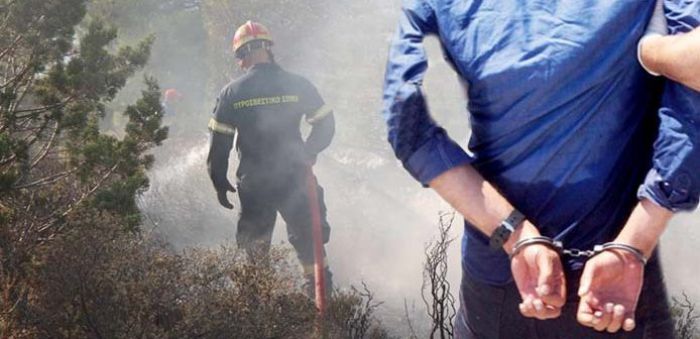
[208,62,334,190]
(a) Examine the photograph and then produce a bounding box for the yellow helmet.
[232,21,273,57]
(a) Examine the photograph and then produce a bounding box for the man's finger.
[592,303,613,332]
[520,301,560,320]
[606,304,626,333]
[532,303,562,320]
[533,299,545,313]
[539,290,566,308]
[519,303,534,318]
[534,250,566,309]
[519,297,536,318]
[538,276,566,308]
[577,298,596,327]
[622,306,637,332]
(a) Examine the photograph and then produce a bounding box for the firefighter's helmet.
[232,21,273,58]
[163,88,182,102]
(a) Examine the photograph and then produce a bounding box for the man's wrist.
[503,220,540,255]
[613,199,672,258]
[596,243,647,266]
[489,209,526,250]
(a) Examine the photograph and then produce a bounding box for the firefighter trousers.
[235,171,331,271]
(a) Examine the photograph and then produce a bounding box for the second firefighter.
[207,21,334,296]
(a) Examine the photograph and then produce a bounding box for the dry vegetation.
[673,293,700,339]
[4,215,389,338]
[421,212,457,339]
[1,1,697,338]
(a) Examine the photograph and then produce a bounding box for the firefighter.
[162,88,183,117]
[207,21,334,297]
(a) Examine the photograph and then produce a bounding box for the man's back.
[382,1,699,335]
[384,0,663,284]
[215,63,325,178]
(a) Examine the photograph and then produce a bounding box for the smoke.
[661,213,700,303]
[130,2,465,335]
[134,0,698,335]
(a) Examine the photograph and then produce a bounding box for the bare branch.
[35,162,121,236]
[0,0,19,12]
[0,34,23,61]
[0,3,16,33]
[13,168,77,189]
[0,153,17,166]
[403,298,419,339]
[12,60,37,103]
[61,162,121,219]
[0,51,34,89]
[673,292,700,339]
[422,211,457,339]
[29,120,59,168]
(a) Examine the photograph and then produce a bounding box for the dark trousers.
[235,171,331,268]
[455,253,674,339]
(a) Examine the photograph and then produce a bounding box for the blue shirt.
[382,0,700,285]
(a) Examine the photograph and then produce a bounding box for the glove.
[216,180,236,209]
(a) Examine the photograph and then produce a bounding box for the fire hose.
[305,166,327,317]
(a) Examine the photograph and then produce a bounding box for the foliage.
[0,0,165,334]
[27,222,315,338]
[87,0,209,136]
[18,219,388,338]
[1,2,395,337]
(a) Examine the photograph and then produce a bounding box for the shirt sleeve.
[381,0,473,187]
[638,0,700,212]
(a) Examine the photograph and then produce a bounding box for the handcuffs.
[509,236,648,265]
[489,209,647,265]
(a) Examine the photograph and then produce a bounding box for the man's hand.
[511,243,566,320]
[640,27,700,92]
[508,222,566,320]
[577,198,672,333]
[216,181,236,209]
[577,250,644,333]
[427,166,566,319]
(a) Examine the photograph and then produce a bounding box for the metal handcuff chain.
[508,236,647,265]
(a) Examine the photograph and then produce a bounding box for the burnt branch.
[422,211,457,339]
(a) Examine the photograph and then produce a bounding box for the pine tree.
[0,0,166,333]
